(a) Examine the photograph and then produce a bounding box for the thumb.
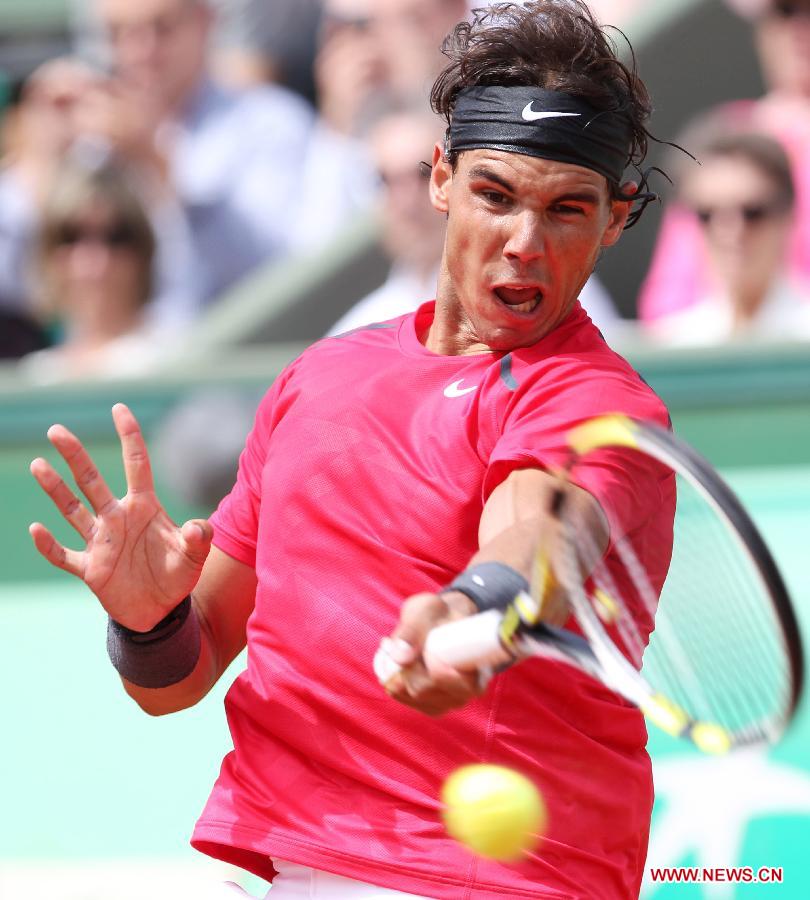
[180,518,213,563]
[391,592,447,661]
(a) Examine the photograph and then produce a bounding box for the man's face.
[682,152,792,300]
[429,147,628,352]
[373,0,469,91]
[97,0,211,109]
[756,0,810,97]
[20,59,100,159]
[371,113,446,272]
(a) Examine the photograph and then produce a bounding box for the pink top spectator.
[640,97,810,321]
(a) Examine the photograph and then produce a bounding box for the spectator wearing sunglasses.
[0,57,201,343]
[639,0,810,325]
[645,124,810,344]
[19,160,167,381]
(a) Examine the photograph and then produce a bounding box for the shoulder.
[500,311,670,428]
[265,319,407,388]
[322,313,412,345]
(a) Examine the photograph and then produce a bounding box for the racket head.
[552,414,803,751]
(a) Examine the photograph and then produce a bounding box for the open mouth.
[493,286,543,314]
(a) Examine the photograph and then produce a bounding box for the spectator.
[374,0,471,100]
[211,0,322,103]
[328,105,447,334]
[0,58,99,316]
[83,0,318,302]
[315,0,468,137]
[639,0,810,323]
[645,125,810,343]
[19,159,165,382]
[0,57,199,338]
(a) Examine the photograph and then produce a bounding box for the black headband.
[448,86,634,184]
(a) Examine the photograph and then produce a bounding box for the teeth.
[495,287,541,312]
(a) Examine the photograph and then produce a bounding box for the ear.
[429,141,452,214]
[600,181,637,247]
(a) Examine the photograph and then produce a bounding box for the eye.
[480,189,510,206]
[552,203,586,216]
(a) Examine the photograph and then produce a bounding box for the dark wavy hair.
[430,1,660,224]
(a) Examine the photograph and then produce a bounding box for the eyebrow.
[467,165,515,193]
[467,164,602,204]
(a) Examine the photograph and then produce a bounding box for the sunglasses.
[693,202,788,227]
[52,222,139,249]
[770,1,810,18]
[378,167,429,189]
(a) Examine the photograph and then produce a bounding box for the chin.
[478,322,547,352]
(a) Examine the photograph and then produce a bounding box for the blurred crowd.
[640,0,810,343]
[2,0,810,383]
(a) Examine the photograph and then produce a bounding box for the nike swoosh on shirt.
[521,103,582,122]
[444,379,478,398]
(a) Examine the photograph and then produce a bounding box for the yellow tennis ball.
[441,764,546,861]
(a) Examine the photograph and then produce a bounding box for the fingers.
[380,591,486,715]
[385,659,484,717]
[30,457,96,540]
[112,403,155,495]
[180,518,214,566]
[391,592,452,653]
[28,522,85,578]
[46,423,117,515]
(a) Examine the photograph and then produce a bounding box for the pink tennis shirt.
[192,301,674,900]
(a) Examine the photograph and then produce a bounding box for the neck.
[424,266,496,356]
[727,278,771,329]
[69,303,143,347]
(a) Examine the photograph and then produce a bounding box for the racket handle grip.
[424,608,515,671]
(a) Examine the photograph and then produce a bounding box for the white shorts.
[218,860,432,899]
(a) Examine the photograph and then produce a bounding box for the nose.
[68,241,113,279]
[707,209,748,248]
[502,211,545,265]
[113,24,161,69]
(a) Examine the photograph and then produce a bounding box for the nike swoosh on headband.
[521,102,582,122]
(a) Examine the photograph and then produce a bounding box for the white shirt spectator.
[648,277,810,345]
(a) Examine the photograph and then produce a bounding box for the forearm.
[476,470,608,574]
[448,470,609,625]
[468,516,545,582]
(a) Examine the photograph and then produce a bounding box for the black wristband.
[110,595,192,641]
[107,596,201,688]
[443,562,529,613]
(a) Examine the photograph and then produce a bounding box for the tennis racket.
[397,415,804,753]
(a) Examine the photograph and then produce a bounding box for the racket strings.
[570,520,647,666]
[563,444,794,745]
[665,476,789,729]
[608,529,719,724]
[560,507,718,727]
[570,514,714,722]
[637,468,793,738]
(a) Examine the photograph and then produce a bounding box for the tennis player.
[29,2,675,897]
